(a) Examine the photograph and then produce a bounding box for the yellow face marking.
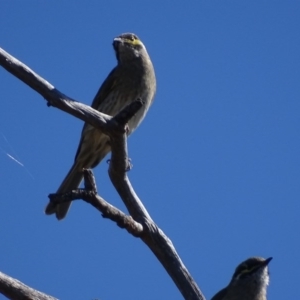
[124,38,141,46]
[239,264,259,276]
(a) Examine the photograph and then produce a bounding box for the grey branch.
[0,271,58,300]
[48,169,144,237]
[0,47,206,300]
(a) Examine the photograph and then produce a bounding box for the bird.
[211,257,272,300]
[45,33,156,220]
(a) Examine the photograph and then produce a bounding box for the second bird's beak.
[261,257,273,268]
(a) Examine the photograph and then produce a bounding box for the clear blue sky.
[1,1,299,299]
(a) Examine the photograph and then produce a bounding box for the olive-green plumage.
[45,33,156,220]
[211,257,272,300]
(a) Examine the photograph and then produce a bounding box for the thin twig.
[48,170,144,237]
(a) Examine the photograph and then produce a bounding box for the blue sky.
[1,1,299,299]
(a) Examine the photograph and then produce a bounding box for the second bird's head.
[230,257,272,288]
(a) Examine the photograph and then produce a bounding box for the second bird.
[211,257,272,300]
[45,33,156,220]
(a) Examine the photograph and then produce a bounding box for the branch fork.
[0,46,205,300]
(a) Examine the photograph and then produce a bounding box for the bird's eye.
[235,264,249,276]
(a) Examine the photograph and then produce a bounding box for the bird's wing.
[90,66,118,110]
[73,66,118,163]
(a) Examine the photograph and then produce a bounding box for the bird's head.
[113,33,148,63]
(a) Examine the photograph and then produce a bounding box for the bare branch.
[0,47,111,133]
[0,47,206,300]
[0,271,58,300]
[48,170,144,237]
[107,123,205,300]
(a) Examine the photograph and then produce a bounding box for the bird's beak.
[113,37,123,48]
[262,257,273,267]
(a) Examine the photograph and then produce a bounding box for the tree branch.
[48,169,144,237]
[0,271,58,300]
[0,47,206,300]
[0,47,111,133]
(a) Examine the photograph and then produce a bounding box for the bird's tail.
[45,163,83,220]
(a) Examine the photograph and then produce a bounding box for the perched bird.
[45,33,156,220]
[211,257,272,300]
